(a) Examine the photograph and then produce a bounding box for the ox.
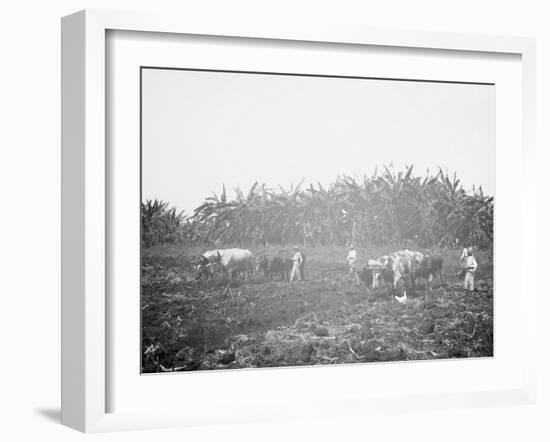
[413,252,444,290]
[372,250,424,291]
[208,248,256,282]
[256,256,293,281]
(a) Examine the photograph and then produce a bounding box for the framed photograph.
[61,9,537,432]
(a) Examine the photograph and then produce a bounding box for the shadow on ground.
[34,407,61,423]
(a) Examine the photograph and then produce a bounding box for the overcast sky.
[142,68,494,214]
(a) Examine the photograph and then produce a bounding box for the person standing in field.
[461,246,478,291]
[290,245,304,282]
[456,247,468,280]
[346,245,357,273]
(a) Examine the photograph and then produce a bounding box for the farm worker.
[456,247,468,280]
[462,246,478,291]
[290,246,304,282]
[346,245,357,273]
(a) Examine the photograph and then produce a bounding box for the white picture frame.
[61,9,537,433]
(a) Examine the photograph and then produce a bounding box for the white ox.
[373,249,424,290]
[202,248,256,282]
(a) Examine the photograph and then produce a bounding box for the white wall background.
[0,1,547,441]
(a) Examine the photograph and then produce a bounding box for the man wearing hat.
[461,246,478,292]
[290,245,304,282]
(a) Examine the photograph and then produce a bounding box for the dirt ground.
[141,244,493,373]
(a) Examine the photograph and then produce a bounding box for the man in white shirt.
[290,246,304,282]
[346,245,357,273]
[462,246,478,291]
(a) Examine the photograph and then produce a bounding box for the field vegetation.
[142,165,493,250]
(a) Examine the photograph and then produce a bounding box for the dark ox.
[413,253,444,290]
[256,256,293,281]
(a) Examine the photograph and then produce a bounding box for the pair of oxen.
[356,249,444,294]
[195,249,302,282]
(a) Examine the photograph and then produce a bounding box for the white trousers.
[290,262,302,281]
[464,271,475,291]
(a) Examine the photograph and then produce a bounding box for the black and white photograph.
[140,67,494,373]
